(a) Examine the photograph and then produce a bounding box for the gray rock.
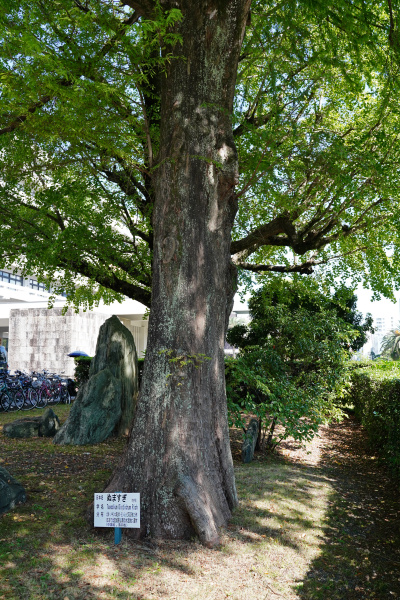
[0,466,26,515]
[242,418,259,463]
[40,408,61,437]
[53,369,122,445]
[3,408,60,438]
[53,315,138,445]
[3,417,39,439]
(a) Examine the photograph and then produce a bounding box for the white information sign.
[94,493,140,528]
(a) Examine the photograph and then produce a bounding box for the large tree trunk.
[104,0,250,546]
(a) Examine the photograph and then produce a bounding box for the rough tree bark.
[103,0,251,546]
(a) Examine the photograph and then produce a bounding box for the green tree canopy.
[1,0,400,545]
[1,1,400,307]
[232,278,374,351]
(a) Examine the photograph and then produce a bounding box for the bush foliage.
[74,356,145,393]
[346,361,400,477]
[225,281,362,450]
[74,356,93,388]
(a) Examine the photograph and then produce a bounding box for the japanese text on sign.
[94,493,140,528]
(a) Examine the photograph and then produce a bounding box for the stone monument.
[3,408,60,438]
[53,316,138,445]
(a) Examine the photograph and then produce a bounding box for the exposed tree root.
[176,475,221,547]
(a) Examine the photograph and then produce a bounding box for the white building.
[0,268,148,376]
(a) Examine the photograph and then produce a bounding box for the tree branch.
[0,92,62,136]
[1,193,152,301]
[236,261,315,274]
[0,6,141,137]
[2,195,63,228]
[233,110,273,138]
[63,257,151,307]
[231,214,298,259]
[119,197,152,246]
[236,246,369,275]
[102,168,152,217]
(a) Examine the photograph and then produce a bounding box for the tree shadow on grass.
[296,417,400,600]
[1,427,331,600]
[230,459,334,553]
[2,411,400,600]
[1,496,201,600]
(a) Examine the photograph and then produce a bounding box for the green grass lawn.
[1,407,399,599]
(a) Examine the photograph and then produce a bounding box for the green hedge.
[74,356,93,388]
[347,361,400,477]
[74,356,145,389]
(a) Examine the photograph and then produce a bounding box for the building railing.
[0,280,64,301]
[0,269,67,299]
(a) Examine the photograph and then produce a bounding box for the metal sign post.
[114,492,122,545]
[114,525,122,545]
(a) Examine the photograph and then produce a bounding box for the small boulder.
[3,417,39,438]
[39,408,61,437]
[3,408,60,439]
[0,466,26,515]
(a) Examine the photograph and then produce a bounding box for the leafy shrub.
[225,283,356,451]
[346,361,400,477]
[344,359,371,372]
[74,356,93,388]
[225,351,342,451]
[74,356,145,390]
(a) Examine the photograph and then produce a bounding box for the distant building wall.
[118,317,148,358]
[370,315,396,355]
[9,308,110,376]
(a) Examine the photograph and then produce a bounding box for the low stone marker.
[3,408,60,438]
[242,418,260,463]
[0,466,26,515]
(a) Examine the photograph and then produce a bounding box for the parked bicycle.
[0,378,13,411]
[50,375,71,405]
[31,371,71,407]
[0,369,72,411]
[0,374,24,411]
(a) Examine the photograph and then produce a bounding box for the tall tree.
[0,0,398,543]
[381,327,400,359]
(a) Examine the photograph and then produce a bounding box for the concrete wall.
[9,308,110,377]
